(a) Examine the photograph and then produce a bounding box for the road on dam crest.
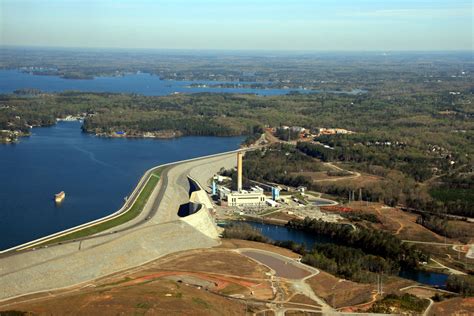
[0,152,238,302]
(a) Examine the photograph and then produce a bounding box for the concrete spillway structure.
[237,152,243,192]
[181,176,219,240]
[0,152,237,302]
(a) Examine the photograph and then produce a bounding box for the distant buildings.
[273,125,355,141]
[317,127,355,135]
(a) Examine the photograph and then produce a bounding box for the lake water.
[0,70,364,96]
[0,121,243,250]
[240,221,449,288]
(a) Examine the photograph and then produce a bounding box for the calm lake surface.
[0,121,243,250]
[0,69,364,96]
[241,221,449,288]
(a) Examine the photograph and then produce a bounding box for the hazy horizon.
[1,0,472,51]
[1,45,472,54]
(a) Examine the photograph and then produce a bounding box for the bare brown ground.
[380,276,416,295]
[0,239,427,315]
[265,130,280,144]
[1,278,247,316]
[264,211,299,222]
[341,203,474,273]
[155,248,270,278]
[429,297,474,316]
[241,251,311,279]
[0,248,275,315]
[347,202,448,243]
[284,311,322,316]
[403,287,439,299]
[289,294,321,307]
[218,239,300,259]
[306,271,374,308]
[318,171,380,186]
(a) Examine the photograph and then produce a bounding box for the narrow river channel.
[223,221,449,288]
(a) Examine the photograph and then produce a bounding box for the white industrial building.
[227,190,266,207]
[217,152,267,208]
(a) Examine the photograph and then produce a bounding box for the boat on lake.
[55,191,65,203]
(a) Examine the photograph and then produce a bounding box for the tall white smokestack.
[237,152,243,192]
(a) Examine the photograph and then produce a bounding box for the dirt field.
[289,294,321,307]
[1,241,322,315]
[306,271,374,308]
[429,297,474,316]
[218,239,301,259]
[284,310,322,316]
[345,202,449,243]
[155,248,270,279]
[0,247,275,315]
[1,238,442,315]
[0,277,247,316]
[315,170,380,186]
[241,250,311,279]
[403,287,440,298]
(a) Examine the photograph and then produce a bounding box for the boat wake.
[71,145,123,172]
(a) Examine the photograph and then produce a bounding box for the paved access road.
[237,248,333,315]
[0,152,237,302]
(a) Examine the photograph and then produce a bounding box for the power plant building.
[219,152,266,207]
[227,190,266,207]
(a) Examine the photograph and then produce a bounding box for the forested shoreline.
[1,89,472,218]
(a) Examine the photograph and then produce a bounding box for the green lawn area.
[42,168,162,245]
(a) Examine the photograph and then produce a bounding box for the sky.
[1,0,472,51]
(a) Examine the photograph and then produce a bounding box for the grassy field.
[42,168,162,245]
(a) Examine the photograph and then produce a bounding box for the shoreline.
[0,147,245,254]
[1,118,247,144]
[0,150,239,302]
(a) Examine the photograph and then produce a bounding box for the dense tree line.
[427,168,474,218]
[416,214,474,240]
[297,140,445,182]
[242,125,264,146]
[221,223,270,243]
[446,275,474,297]
[275,127,300,141]
[0,89,471,219]
[242,144,324,187]
[242,144,429,209]
[222,221,429,285]
[287,217,428,267]
[302,244,397,282]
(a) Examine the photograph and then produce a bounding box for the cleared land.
[0,153,237,301]
[241,250,312,279]
[0,245,320,315]
[156,249,270,279]
[429,297,474,316]
[3,240,465,315]
[0,277,247,316]
[342,201,448,243]
[306,271,374,309]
